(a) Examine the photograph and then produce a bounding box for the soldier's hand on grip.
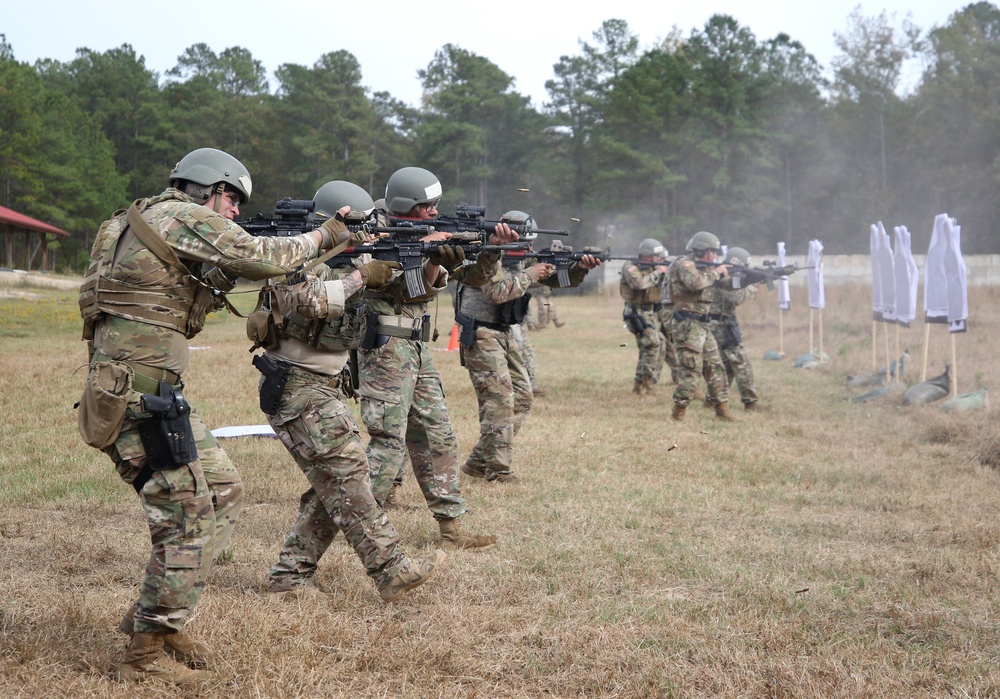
[360,260,402,289]
[429,244,465,271]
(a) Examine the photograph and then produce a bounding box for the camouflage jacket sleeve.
[673,258,723,292]
[722,284,756,309]
[480,266,534,304]
[541,261,590,289]
[450,253,500,288]
[151,194,319,281]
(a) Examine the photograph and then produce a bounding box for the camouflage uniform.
[656,269,679,384]
[509,323,538,393]
[78,188,322,634]
[359,257,494,517]
[620,262,668,390]
[454,258,589,480]
[667,254,730,408]
[259,264,414,594]
[705,283,760,406]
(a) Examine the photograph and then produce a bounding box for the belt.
[629,302,662,312]
[673,310,722,323]
[91,351,181,394]
[475,320,509,332]
[375,314,427,340]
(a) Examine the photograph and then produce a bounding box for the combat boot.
[671,404,686,421]
[378,549,447,602]
[715,402,736,422]
[438,517,498,550]
[117,632,213,685]
[461,463,486,479]
[486,471,519,483]
[119,605,216,670]
[531,384,547,397]
[744,402,771,412]
[642,377,658,397]
[632,380,644,395]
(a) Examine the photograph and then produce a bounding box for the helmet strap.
[213,183,226,213]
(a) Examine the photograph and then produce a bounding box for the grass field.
[1,275,999,698]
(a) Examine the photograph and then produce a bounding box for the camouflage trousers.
[715,340,760,405]
[359,337,466,520]
[106,394,243,634]
[670,317,729,407]
[461,325,533,479]
[629,309,664,384]
[265,366,407,591]
[509,323,538,390]
[657,305,679,384]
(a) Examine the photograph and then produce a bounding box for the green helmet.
[313,180,375,218]
[687,230,721,255]
[169,148,253,204]
[638,238,666,258]
[384,166,442,215]
[724,246,751,266]
[502,210,537,240]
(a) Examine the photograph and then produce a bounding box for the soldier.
[655,243,680,385]
[254,180,446,604]
[705,247,767,411]
[359,166,502,549]
[667,230,735,422]
[454,211,600,482]
[76,148,353,685]
[620,239,670,396]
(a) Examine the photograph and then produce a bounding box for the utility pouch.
[720,319,742,350]
[454,310,478,349]
[76,361,133,448]
[137,382,197,470]
[246,290,281,351]
[498,293,532,325]
[252,354,290,416]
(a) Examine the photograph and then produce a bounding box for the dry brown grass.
[1,280,999,698]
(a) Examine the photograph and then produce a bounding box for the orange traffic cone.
[446,324,460,351]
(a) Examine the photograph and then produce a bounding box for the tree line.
[1,4,999,274]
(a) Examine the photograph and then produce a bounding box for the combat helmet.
[724,247,751,266]
[313,180,375,218]
[169,148,253,204]
[384,167,442,215]
[638,238,666,258]
[687,230,721,255]
[501,210,537,240]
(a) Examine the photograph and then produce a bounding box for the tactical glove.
[429,244,465,270]
[359,260,402,288]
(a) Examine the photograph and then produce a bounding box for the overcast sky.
[2,0,974,108]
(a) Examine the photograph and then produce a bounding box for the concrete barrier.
[602,255,1000,287]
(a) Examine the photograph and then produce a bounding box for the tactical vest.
[454,282,530,326]
[276,287,368,352]
[79,195,215,341]
[619,266,664,305]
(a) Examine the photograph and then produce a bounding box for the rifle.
[501,246,612,287]
[729,261,811,290]
[238,198,316,237]
[385,203,570,241]
[694,259,811,291]
[329,239,533,298]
